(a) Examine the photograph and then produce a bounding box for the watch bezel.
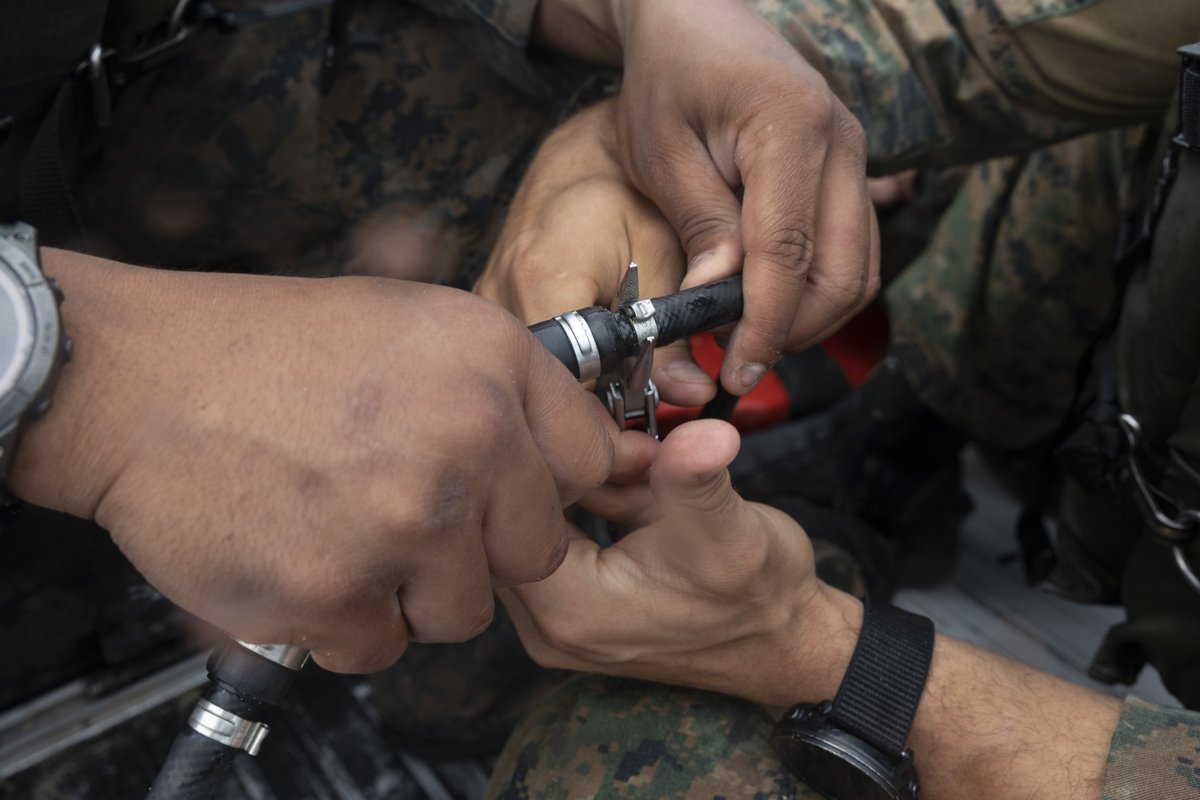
[0,225,65,475]
[0,259,35,400]
[771,702,919,800]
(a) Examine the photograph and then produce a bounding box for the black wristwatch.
[0,223,70,499]
[771,601,934,800]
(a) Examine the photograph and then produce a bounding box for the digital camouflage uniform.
[3,0,584,279]
[488,1,1200,797]
[3,1,1199,797]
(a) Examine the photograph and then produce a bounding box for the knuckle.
[752,214,817,276]
[535,612,582,655]
[806,85,837,131]
[678,211,739,255]
[750,84,834,138]
[505,230,555,280]
[454,596,496,642]
[535,526,570,578]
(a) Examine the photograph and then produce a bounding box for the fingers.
[521,343,616,504]
[787,193,880,346]
[787,110,875,345]
[304,594,411,674]
[867,170,918,209]
[481,430,571,588]
[651,335,716,408]
[398,531,496,644]
[718,100,830,394]
[624,123,745,288]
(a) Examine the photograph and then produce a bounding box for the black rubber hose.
[147,645,298,800]
[147,727,239,800]
[528,307,625,379]
[530,276,745,377]
[641,275,743,348]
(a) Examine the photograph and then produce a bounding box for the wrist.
[763,583,862,716]
[7,251,156,517]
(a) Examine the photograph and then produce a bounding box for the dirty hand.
[476,99,717,408]
[500,419,859,708]
[535,0,880,394]
[10,251,616,674]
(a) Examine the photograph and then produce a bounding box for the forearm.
[778,588,1120,800]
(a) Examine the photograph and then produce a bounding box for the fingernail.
[735,362,767,392]
[666,360,713,384]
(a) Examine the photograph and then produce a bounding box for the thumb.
[650,419,743,530]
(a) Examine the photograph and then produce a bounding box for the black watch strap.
[828,601,935,758]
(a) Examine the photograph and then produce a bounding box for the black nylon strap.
[0,70,72,127]
[1177,43,1200,154]
[1182,68,1199,152]
[17,79,84,249]
[829,602,934,758]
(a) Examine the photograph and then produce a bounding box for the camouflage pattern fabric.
[67,0,575,282]
[488,674,810,800]
[1103,697,1200,799]
[488,673,1200,799]
[885,127,1150,448]
[751,0,1194,172]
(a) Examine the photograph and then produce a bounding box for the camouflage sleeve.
[751,0,1200,172]
[402,0,583,96]
[1103,695,1200,799]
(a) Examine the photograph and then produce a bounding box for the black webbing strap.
[15,78,84,249]
[1177,43,1200,154]
[828,602,934,758]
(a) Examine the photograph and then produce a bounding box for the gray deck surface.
[894,450,1178,707]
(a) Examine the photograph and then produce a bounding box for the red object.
[655,304,890,435]
[822,303,890,388]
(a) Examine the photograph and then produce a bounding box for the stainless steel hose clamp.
[188,699,270,755]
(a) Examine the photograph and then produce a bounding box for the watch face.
[0,263,35,398]
[784,736,906,800]
[773,721,917,800]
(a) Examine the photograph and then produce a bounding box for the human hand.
[10,251,617,673]
[499,419,862,708]
[533,0,879,393]
[476,100,717,408]
[613,0,879,392]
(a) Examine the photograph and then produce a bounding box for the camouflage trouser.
[484,679,1200,799]
[886,126,1152,450]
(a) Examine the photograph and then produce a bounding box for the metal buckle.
[1118,414,1200,593]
